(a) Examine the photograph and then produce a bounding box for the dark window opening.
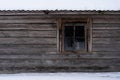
[64,23,85,51]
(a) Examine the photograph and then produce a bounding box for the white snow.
[0,72,120,80]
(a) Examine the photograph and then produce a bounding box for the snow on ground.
[0,72,120,80]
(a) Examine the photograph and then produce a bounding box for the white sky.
[0,0,120,10]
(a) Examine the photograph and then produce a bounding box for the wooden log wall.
[0,15,60,73]
[92,18,120,57]
[0,16,57,55]
[91,18,120,71]
[0,12,119,72]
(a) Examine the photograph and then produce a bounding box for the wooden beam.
[57,18,62,52]
[88,18,93,52]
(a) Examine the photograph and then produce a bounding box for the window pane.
[64,26,74,50]
[64,24,85,51]
[64,26,74,37]
[75,26,85,50]
[75,26,85,37]
[64,37,74,50]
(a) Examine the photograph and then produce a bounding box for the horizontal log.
[0,49,119,58]
[0,24,56,31]
[93,29,120,38]
[0,54,119,60]
[93,44,120,51]
[93,52,120,57]
[92,23,120,29]
[0,38,56,44]
[0,31,56,38]
[93,38,120,44]
[0,50,56,55]
[0,48,56,54]
[0,19,56,23]
[0,44,56,48]
[0,44,57,53]
[93,18,120,23]
[0,16,54,20]
[0,58,119,68]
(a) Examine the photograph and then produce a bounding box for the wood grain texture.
[93,52,120,57]
[93,18,120,23]
[0,31,56,38]
[0,49,56,55]
[93,29,120,38]
[0,58,119,68]
[93,44,120,51]
[93,38,120,44]
[0,16,53,20]
[0,44,56,48]
[0,24,56,31]
[0,38,56,44]
[0,19,56,23]
[0,44,57,54]
[92,23,120,29]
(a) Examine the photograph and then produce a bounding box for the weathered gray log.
[0,24,56,31]
[93,23,120,29]
[93,18,120,23]
[93,38,120,44]
[93,44,120,51]
[0,19,56,23]
[0,38,56,44]
[93,29,120,37]
[0,31,56,38]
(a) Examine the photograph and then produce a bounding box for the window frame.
[61,22,88,53]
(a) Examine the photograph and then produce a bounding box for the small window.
[63,23,87,51]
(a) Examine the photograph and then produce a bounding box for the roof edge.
[0,10,120,12]
[0,10,119,15]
